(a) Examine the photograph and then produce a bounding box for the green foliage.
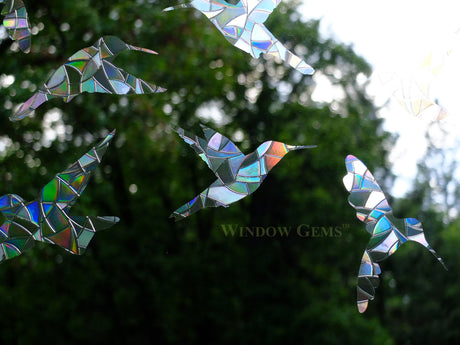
[1,0,444,344]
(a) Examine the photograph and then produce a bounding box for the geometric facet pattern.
[0,131,119,262]
[163,0,314,75]
[10,36,166,120]
[1,0,31,53]
[171,124,316,220]
[343,154,447,313]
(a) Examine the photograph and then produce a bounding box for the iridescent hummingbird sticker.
[11,36,166,120]
[164,0,314,74]
[343,154,447,313]
[0,131,119,262]
[171,124,316,220]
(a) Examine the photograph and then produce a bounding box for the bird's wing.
[175,125,245,175]
[1,0,31,53]
[39,131,115,213]
[247,23,314,74]
[36,131,117,254]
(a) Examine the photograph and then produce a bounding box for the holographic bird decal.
[171,124,316,220]
[11,36,166,121]
[1,0,31,53]
[163,0,314,75]
[0,131,119,262]
[343,154,447,313]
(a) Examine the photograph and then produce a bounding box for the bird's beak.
[127,45,158,55]
[286,144,317,151]
[163,3,193,12]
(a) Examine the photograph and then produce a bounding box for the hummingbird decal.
[11,36,166,121]
[0,131,119,262]
[171,124,316,220]
[163,0,314,75]
[343,154,447,313]
[1,0,31,53]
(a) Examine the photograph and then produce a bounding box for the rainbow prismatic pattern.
[10,36,166,120]
[0,131,119,262]
[343,154,447,313]
[163,0,314,74]
[1,0,31,53]
[171,124,315,220]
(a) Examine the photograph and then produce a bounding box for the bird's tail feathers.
[83,216,120,232]
[267,40,315,75]
[163,3,193,12]
[426,244,448,270]
[283,49,315,75]
[69,215,119,254]
[410,231,448,270]
[120,72,167,94]
[10,91,51,121]
[170,190,228,221]
[170,196,205,222]
[173,126,200,148]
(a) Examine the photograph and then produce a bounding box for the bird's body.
[1,0,31,53]
[11,36,166,121]
[163,0,314,75]
[343,154,447,313]
[0,131,119,262]
[171,125,315,220]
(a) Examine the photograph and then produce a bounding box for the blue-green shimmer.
[343,154,447,313]
[0,132,119,262]
[170,124,315,220]
[163,0,314,75]
[1,0,31,53]
[11,36,166,121]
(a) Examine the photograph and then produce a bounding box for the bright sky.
[301,0,460,197]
